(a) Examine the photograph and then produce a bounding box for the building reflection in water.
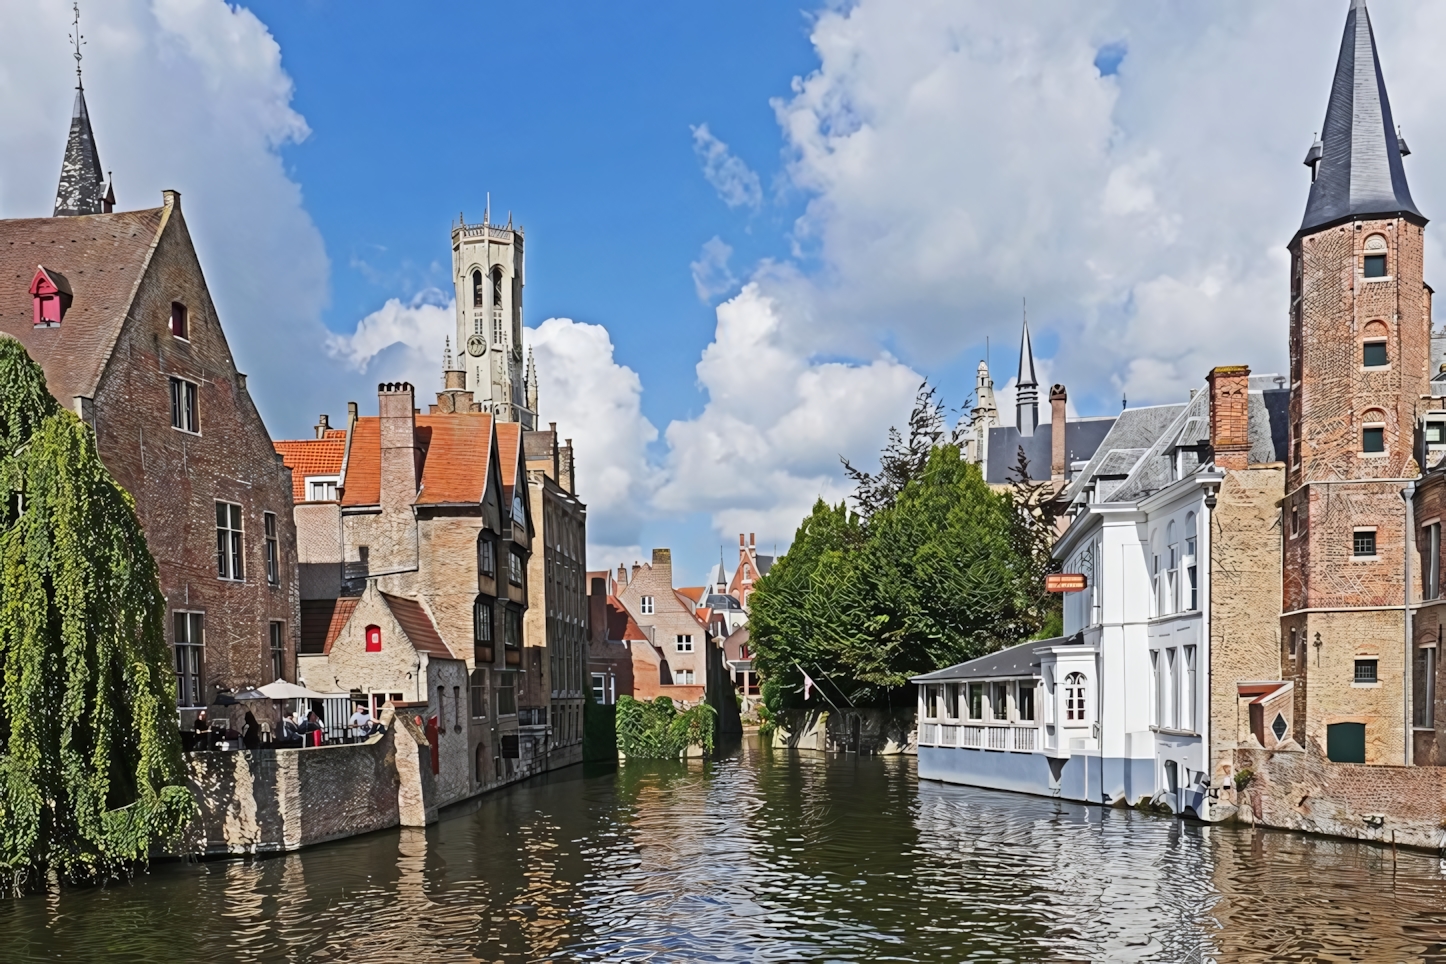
[4,747,1446,960]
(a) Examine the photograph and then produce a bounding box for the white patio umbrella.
[255,679,332,701]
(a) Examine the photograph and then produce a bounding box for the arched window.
[365,624,381,653]
[490,267,506,345]
[1361,409,1387,454]
[1363,234,1388,279]
[1149,529,1160,617]
[472,269,484,308]
[1065,672,1087,721]
[1363,319,1389,367]
[491,265,504,304]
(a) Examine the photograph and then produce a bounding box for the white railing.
[919,722,1041,752]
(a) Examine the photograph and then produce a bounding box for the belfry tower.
[451,206,538,429]
[1282,0,1429,765]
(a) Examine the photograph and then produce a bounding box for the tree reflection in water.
[1,738,1445,961]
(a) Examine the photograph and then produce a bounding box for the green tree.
[0,339,193,890]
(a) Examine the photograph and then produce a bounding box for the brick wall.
[91,199,298,703]
[1210,465,1286,787]
[617,550,708,692]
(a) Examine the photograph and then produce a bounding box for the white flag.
[803,671,816,701]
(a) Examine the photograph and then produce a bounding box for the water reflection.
[3,737,1446,961]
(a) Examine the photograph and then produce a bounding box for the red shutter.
[365,625,381,652]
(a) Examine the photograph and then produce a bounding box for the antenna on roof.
[69,2,85,90]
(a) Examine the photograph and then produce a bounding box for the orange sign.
[1046,573,1088,593]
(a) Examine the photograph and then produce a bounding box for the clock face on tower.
[466,334,486,357]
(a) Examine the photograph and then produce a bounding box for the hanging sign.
[1046,573,1089,593]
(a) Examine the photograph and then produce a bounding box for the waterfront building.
[586,569,646,705]
[916,368,1287,814]
[616,549,714,702]
[728,533,774,609]
[0,78,299,721]
[522,423,586,766]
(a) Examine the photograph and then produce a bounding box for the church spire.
[1015,307,1039,438]
[54,3,107,218]
[525,347,539,415]
[1298,0,1423,236]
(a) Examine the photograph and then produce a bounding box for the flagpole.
[795,662,844,715]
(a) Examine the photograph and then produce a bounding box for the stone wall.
[1234,741,1446,851]
[181,709,435,856]
[772,708,917,755]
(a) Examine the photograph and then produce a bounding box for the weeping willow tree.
[0,338,193,891]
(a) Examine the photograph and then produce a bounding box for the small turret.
[1016,315,1039,438]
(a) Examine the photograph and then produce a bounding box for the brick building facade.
[0,190,300,718]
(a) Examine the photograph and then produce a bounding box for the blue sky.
[6,0,1446,583]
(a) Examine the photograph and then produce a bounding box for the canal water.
[5,738,1446,962]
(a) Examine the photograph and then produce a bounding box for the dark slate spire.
[54,4,106,218]
[1299,0,1423,236]
[1016,310,1039,438]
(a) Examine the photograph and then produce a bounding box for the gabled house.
[0,175,299,718]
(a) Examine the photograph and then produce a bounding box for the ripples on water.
[4,738,1446,962]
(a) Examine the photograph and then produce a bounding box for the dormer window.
[170,302,189,339]
[29,266,72,328]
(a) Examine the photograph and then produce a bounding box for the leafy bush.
[616,696,716,759]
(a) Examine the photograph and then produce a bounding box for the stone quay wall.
[180,710,435,856]
[772,708,916,755]
[1234,743,1446,851]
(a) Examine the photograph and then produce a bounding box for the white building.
[916,369,1288,816]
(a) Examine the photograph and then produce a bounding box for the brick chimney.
[378,382,421,510]
[651,548,673,587]
[1207,366,1251,471]
[315,413,330,439]
[1049,384,1067,485]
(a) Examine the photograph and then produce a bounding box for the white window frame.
[305,475,339,502]
[216,501,244,581]
[169,376,198,434]
[174,610,205,708]
[675,634,694,653]
[640,595,655,615]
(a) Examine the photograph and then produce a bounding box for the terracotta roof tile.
[339,413,495,508]
[274,438,346,502]
[381,592,454,659]
[339,417,380,507]
[417,413,493,504]
[0,208,164,405]
[677,586,705,604]
[495,422,523,499]
[606,596,648,642]
[301,597,359,655]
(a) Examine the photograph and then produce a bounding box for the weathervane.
[69,2,85,90]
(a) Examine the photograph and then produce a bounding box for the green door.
[1326,722,1366,763]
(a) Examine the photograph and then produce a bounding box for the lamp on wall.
[1313,631,1324,668]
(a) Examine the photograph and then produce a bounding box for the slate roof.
[0,207,165,405]
[987,417,1117,484]
[1062,404,1187,503]
[300,597,359,655]
[336,413,494,507]
[380,592,454,659]
[54,88,107,218]
[274,432,346,502]
[1299,0,1424,236]
[912,635,1077,683]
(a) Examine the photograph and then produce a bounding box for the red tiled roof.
[417,413,493,504]
[275,438,346,502]
[339,413,495,508]
[677,586,705,603]
[607,596,648,642]
[339,417,380,507]
[0,208,165,405]
[495,422,523,499]
[301,597,359,655]
[381,592,454,659]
